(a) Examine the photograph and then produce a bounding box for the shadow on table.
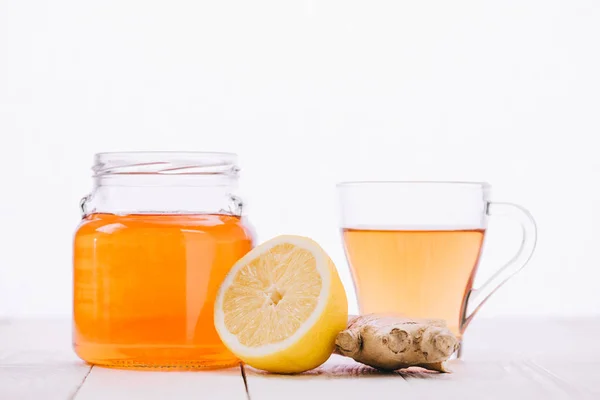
[244,360,460,380]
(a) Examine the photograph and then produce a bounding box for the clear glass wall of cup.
[73,152,255,369]
[337,181,537,356]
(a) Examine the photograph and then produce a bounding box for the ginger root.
[334,314,459,373]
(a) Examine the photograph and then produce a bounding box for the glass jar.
[73,152,255,369]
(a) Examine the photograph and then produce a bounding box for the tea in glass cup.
[338,181,536,353]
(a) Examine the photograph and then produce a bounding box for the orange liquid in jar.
[73,213,254,369]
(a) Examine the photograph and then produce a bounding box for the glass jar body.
[72,153,255,369]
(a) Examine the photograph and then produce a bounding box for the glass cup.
[337,181,537,356]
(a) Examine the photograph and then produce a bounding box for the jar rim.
[92,151,239,177]
[95,151,237,160]
[336,180,490,188]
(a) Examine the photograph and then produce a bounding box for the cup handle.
[461,202,538,332]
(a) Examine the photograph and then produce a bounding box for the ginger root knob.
[334,314,460,373]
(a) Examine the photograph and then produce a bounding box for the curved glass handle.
[461,202,537,330]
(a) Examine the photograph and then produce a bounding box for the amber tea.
[342,227,485,336]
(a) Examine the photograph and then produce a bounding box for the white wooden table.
[1,317,598,399]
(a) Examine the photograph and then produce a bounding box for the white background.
[1,0,599,318]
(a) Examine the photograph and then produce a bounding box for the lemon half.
[214,235,348,373]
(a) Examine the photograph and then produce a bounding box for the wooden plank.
[0,319,91,399]
[400,359,596,400]
[2,318,600,399]
[460,317,600,361]
[245,355,599,400]
[244,355,412,400]
[0,365,91,400]
[244,317,600,400]
[531,360,600,398]
[0,319,82,366]
[74,366,248,400]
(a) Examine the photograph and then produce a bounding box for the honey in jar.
[73,152,255,369]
